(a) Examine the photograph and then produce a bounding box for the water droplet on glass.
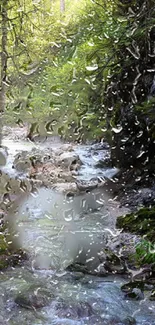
[137,130,143,138]
[64,209,73,222]
[86,65,98,71]
[137,151,145,158]
[101,127,107,132]
[88,41,94,46]
[108,106,114,111]
[20,180,28,192]
[81,199,86,209]
[112,126,123,133]
[85,78,91,84]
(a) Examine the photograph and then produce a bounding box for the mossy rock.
[121,281,145,293]
[116,207,155,243]
[0,256,9,269]
[124,288,144,300]
[0,249,27,270]
[0,234,8,253]
[122,316,136,325]
[0,233,27,270]
[15,285,54,309]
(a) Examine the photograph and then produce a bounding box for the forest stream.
[0,133,155,325]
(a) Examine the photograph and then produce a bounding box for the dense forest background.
[1,0,155,171]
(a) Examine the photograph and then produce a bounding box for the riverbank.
[0,126,154,273]
[0,126,154,324]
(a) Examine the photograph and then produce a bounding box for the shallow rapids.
[0,135,155,325]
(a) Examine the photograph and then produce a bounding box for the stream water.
[0,137,155,325]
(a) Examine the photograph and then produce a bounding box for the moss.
[116,207,155,243]
[0,230,27,270]
[0,234,8,253]
[0,249,28,270]
[135,240,155,265]
[0,256,9,270]
[121,281,145,293]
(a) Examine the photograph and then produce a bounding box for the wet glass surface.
[0,1,155,324]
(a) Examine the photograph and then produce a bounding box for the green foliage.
[5,0,116,140]
[117,207,155,243]
[2,0,155,143]
[135,240,155,265]
[0,234,8,254]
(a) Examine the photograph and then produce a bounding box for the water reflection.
[6,187,115,271]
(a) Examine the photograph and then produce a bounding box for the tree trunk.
[60,0,65,13]
[0,0,8,113]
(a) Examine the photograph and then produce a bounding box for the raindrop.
[67,38,72,43]
[64,209,73,222]
[88,41,94,46]
[86,65,98,71]
[45,121,54,134]
[20,180,28,192]
[16,118,24,127]
[126,46,140,60]
[56,270,67,277]
[137,130,143,138]
[5,182,12,192]
[31,187,39,197]
[81,199,86,209]
[121,137,129,143]
[112,126,123,133]
[143,157,149,165]
[51,92,60,97]
[45,213,52,220]
[104,32,109,39]
[135,116,140,125]
[3,193,11,205]
[137,151,145,158]
[135,176,141,182]
[148,243,155,254]
[78,248,83,255]
[85,78,91,84]
[101,127,107,132]
[86,257,95,263]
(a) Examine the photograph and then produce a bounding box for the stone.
[13,151,32,172]
[71,272,85,280]
[0,249,27,270]
[90,142,110,150]
[116,207,155,243]
[56,152,81,169]
[52,182,77,194]
[105,232,140,270]
[122,316,136,325]
[56,300,94,319]
[95,157,112,168]
[95,263,108,276]
[120,187,155,210]
[125,287,144,300]
[76,179,98,192]
[15,286,54,309]
[121,281,145,293]
[67,248,126,276]
[98,249,126,274]
[66,263,90,274]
